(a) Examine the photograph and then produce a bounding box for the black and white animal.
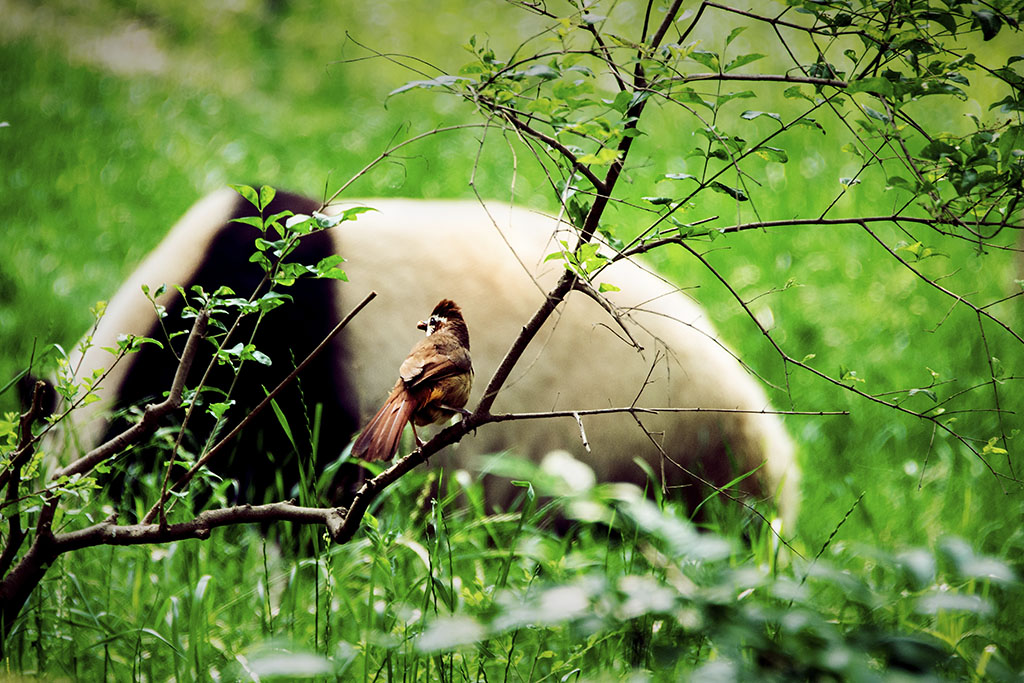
[53,188,800,525]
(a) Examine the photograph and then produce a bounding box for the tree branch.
[0,382,47,579]
[678,72,847,88]
[142,290,377,524]
[54,308,210,481]
[56,503,348,552]
[620,214,1024,259]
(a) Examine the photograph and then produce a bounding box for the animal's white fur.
[64,190,800,525]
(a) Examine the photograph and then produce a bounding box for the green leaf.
[917,592,993,616]
[229,184,259,209]
[690,50,720,71]
[862,106,890,123]
[715,90,756,106]
[839,365,865,384]
[919,140,958,161]
[258,185,276,211]
[887,175,911,191]
[724,53,765,72]
[230,215,265,230]
[790,118,826,134]
[522,64,560,80]
[988,93,1024,113]
[578,148,620,165]
[643,196,675,206]
[389,75,469,97]
[315,254,348,281]
[284,213,314,233]
[940,537,1017,583]
[597,225,624,251]
[906,386,937,402]
[847,76,895,97]
[544,241,570,263]
[752,146,788,163]
[953,168,979,195]
[740,110,782,125]
[971,10,1002,41]
[665,172,697,182]
[725,26,746,46]
[552,79,593,101]
[208,401,235,421]
[997,125,1024,165]
[783,86,814,102]
[676,88,714,111]
[416,616,486,653]
[250,349,272,366]
[921,10,959,35]
[544,251,565,263]
[709,182,748,201]
[598,282,620,293]
[265,209,293,228]
[255,291,291,313]
[610,90,632,113]
[331,205,376,227]
[249,252,271,269]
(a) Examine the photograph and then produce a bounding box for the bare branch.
[571,279,644,352]
[484,406,848,422]
[485,99,608,192]
[56,502,348,553]
[321,125,486,208]
[671,237,1012,481]
[573,412,591,452]
[858,223,1024,347]
[678,73,847,88]
[620,215,1024,259]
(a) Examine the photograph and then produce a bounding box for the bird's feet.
[440,404,472,418]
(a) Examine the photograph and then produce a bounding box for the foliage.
[2,0,1024,679]
[3,466,1021,680]
[0,183,369,653]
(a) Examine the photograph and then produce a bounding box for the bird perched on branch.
[352,299,473,462]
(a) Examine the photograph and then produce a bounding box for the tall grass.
[5,461,1018,680]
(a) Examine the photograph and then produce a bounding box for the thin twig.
[53,309,210,482]
[142,291,377,524]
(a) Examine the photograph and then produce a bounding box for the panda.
[53,187,800,527]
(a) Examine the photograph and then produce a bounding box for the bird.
[351,299,473,462]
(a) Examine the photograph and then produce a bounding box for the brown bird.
[351,299,473,462]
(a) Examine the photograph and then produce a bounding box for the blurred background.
[2,0,1022,577]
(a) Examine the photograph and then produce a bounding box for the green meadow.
[2,1,1022,679]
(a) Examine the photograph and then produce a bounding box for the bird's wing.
[400,338,471,389]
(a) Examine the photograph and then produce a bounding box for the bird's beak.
[417,319,428,331]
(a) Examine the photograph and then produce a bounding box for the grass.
[8,465,1019,680]
[2,0,1023,679]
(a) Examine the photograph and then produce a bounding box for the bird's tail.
[351,383,416,462]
